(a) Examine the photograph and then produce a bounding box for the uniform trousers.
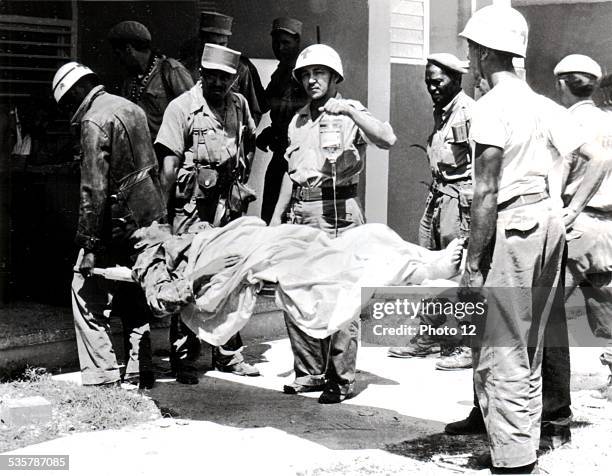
[71,249,152,385]
[283,196,364,389]
[473,198,565,468]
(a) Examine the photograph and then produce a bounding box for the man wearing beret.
[155,43,259,384]
[107,21,194,142]
[258,17,309,224]
[554,54,612,401]
[388,53,474,370]
[196,11,267,125]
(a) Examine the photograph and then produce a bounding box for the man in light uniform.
[107,21,194,142]
[195,11,267,125]
[258,17,309,224]
[388,53,474,369]
[155,44,259,383]
[52,62,167,388]
[554,54,612,399]
[270,44,396,403]
[458,5,611,472]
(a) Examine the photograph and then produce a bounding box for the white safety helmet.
[52,62,96,103]
[554,54,602,80]
[292,44,344,83]
[459,5,528,58]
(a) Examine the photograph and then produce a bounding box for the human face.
[272,31,300,65]
[299,65,334,101]
[113,46,140,74]
[425,63,457,107]
[200,32,229,47]
[200,68,235,104]
[467,41,485,88]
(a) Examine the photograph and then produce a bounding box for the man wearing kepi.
[52,62,166,387]
[197,11,267,125]
[388,53,474,369]
[554,54,612,400]
[258,17,308,224]
[155,43,259,383]
[270,44,396,403]
[107,20,194,142]
[459,5,610,472]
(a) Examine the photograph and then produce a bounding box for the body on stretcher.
[86,266,278,297]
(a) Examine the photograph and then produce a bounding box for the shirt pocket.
[503,209,539,237]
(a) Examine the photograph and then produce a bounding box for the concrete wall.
[387,0,474,242]
[517,1,612,102]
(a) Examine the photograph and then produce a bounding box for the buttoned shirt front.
[427,90,474,182]
[285,94,369,188]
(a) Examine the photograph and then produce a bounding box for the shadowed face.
[425,63,458,107]
[272,31,300,65]
[200,32,229,47]
[200,68,235,104]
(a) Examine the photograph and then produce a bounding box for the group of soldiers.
[48,4,612,474]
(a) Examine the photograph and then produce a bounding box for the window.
[390,0,429,64]
[0,14,76,101]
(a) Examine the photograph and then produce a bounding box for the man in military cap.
[52,62,167,388]
[388,53,474,369]
[107,20,194,142]
[270,44,396,404]
[258,17,309,224]
[155,43,259,383]
[195,11,267,125]
[554,54,612,401]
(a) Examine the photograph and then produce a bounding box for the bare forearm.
[466,187,498,272]
[160,155,180,204]
[566,143,611,214]
[270,173,293,224]
[348,108,396,149]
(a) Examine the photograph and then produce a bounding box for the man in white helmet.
[155,43,259,384]
[52,62,166,388]
[457,5,611,472]
[554,54,612,400]
[270,44,396,404]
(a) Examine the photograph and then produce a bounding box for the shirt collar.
[70,85,105,125]
[189,81,240,116]
[568,99,596,113]
[297,92,343,119]
[434,90,464,119]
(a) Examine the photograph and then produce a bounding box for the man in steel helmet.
[270,44,396,404]
[52,62,166,389]
[454,5,611,472]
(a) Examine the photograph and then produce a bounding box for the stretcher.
[88,266,278,296]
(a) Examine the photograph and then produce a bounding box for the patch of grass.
[0,368,160,453]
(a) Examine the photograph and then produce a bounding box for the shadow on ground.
[147,348,449,454]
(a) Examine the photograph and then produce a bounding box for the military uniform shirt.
[285,95,371,188]
[427,90,474,182]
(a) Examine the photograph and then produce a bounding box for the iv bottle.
[319,115,343,164]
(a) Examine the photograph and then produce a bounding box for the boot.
[445,406,486,435]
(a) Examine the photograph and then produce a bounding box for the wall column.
[366,0,391,224]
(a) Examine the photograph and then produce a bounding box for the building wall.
[387,0,474,242]
[517,1,612,102]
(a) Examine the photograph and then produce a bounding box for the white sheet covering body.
[174,217,437,345]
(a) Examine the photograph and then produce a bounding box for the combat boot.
[445,406,486,435]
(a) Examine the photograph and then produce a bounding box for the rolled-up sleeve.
[155,99,188,160]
